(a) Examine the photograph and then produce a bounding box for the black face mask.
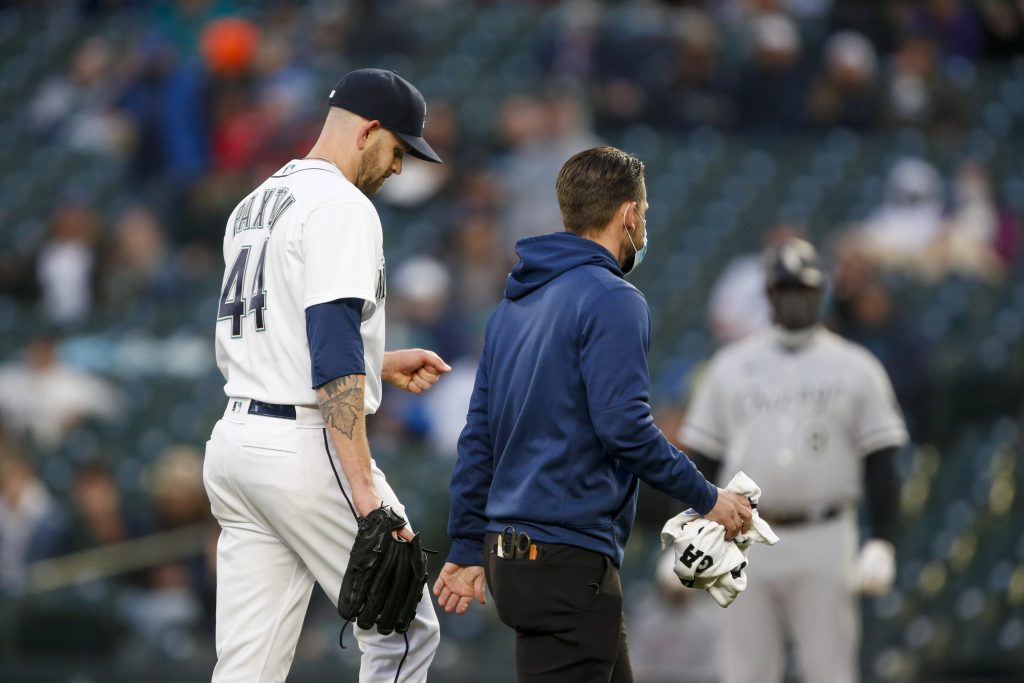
[769,287,822,330]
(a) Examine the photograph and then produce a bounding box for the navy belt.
[248,400,296,420]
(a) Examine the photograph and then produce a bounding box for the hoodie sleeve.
[447,341,494,566]
[580,287,718,514]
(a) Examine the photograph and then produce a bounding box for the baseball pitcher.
[204,69,449,683]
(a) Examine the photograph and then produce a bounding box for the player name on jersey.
[738,381,844,418]
[233,187,296,235]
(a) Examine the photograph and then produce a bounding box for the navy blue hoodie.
[447,232,718,567]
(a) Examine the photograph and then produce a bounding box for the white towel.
[724,471,780,548]
[660,471,779,607]
[708,562,748,607]
[660,515,747,590]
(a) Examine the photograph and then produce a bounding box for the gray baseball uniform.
[680,325,908,683]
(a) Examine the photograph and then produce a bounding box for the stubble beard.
[620,239,636,274]
[355,140,389,196]
[357,169,388,196]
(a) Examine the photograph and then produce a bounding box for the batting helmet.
[764,238,824,289]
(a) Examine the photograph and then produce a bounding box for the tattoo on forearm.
[318,376,363,439]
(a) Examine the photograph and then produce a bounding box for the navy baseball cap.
[328,69,442,164]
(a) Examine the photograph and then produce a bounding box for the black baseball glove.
[338,506,431,640]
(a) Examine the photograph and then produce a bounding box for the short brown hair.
[556,146,646,236]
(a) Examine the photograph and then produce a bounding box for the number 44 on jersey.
[218,239,269,338]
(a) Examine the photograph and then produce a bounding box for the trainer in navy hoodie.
[447,231,718,568]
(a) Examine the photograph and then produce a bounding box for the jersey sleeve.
[852,352,909,456]
[301,201,380,309]
[678,357,729,459]
[305,298,366,388]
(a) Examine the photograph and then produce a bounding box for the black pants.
[485,534,634,683]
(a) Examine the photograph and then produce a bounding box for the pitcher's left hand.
[382,349,451,394]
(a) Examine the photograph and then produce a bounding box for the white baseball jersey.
[206,159,438,681]
[215,159,387,413]
[680,327,908,514]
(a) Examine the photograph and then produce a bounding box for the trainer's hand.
[854,538,896,595]
[705,489,753,540]
[433,562,486,615]
[382,349,451,394]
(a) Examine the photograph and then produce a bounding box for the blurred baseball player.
[680,238,907,683]
[203,69,449,683]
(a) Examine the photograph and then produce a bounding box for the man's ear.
[620,200,637,231]
[356,119,382,151]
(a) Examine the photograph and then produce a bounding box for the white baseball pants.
[203,399,440,682]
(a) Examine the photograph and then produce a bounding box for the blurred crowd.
[0,0,1022,678]
[3,0,1021,319]
[0,434,215,659]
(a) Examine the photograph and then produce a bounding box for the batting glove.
[854,538,896,596]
